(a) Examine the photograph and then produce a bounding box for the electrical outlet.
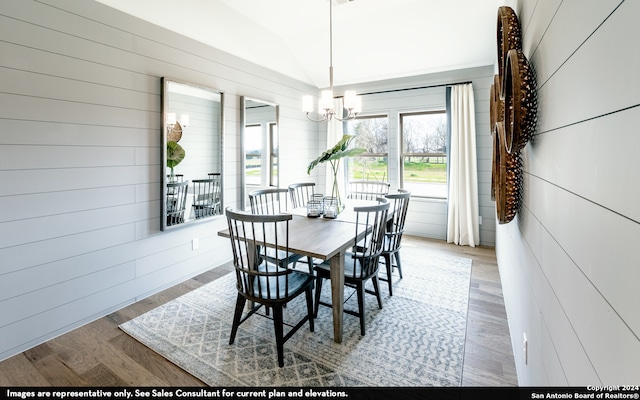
[479,216,483,225]
[192,237,199,250]
[523,333,528,365]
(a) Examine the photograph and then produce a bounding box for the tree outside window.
[344,115,389,182]
[400,111,448,198]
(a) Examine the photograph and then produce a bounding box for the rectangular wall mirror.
[240,96,279,209]
[162,77,224,230]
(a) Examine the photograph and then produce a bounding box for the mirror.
[161,77,224,230]
[240,97,279,209]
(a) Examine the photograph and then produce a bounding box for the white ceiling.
[96,0,504,88]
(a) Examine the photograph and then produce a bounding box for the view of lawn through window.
[344,111,448,198]
[401,111,448,198]
[244,124,262,186]
[245,123,279,187]
[345,115,389,182]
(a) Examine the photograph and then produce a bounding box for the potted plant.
[307,134,365,213]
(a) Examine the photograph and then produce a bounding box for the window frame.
[343,114,390,183]
[399,110,448,199]
[269,121,278,187]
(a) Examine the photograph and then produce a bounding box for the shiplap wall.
[334,66,496,246]
[0,0,319,361]
[0,0,498,361]
[498,0,639,384]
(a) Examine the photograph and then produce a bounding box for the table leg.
[329,251,345,343]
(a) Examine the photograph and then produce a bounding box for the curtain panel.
[447,83,480,247]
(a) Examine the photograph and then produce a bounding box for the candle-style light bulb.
[302,96,314,113]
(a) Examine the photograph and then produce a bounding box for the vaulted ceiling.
[97,0,504,88]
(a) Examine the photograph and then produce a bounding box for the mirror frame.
[161,77,225,231]
[240,96,280,210]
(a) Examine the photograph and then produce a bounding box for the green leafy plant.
[307,134,365,210]
[167,141,186,178]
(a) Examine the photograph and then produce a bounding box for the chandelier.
[302,0,362,122]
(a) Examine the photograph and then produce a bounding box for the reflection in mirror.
[162,78,224,230]
[240,97,279,209]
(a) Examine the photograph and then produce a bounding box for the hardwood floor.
[0,236,518,387]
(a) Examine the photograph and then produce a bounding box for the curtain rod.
[358,80,473,97]
[334,80,473,98]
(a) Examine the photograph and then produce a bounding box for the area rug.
[119,248,472,387]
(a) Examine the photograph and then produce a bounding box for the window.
[344,115,389,182]
[269,122,278,187]
[244,122,278,188]
[244,124,262,186]
[400,111,448,198]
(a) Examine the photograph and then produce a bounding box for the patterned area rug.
[120,247,472,387]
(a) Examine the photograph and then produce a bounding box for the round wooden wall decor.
[490,74,504,129]
[495,122,522,224]
[503,49,537,154]
[490,75,503,203]
[497,6,522,91]
[491,123,499,201]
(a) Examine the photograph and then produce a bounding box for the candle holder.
[323,196,338,219]
[311,194,325,215]
[307,200,322,217]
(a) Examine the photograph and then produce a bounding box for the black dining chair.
[249,188,313,273]
[249,188,290,214]
[166,181,189,226]
[225,208,315,368]
[288,182,316,208]
[347,180,390,200]
[192,177,221,218]
[313,198,390,336]
[380,190,411,296]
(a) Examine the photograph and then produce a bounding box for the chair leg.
[356,282,366,336]
[383,253,393,296]
[305,287,315,332]
[272,305,285,368]
[229,294,246,345]
[372,275,383,310]
[314,275,324,318]
[394,251,403,279]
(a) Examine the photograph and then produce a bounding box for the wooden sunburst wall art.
[491,6,538,224]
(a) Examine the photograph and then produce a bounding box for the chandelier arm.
[305,112,331,122]
[332,112,358,122]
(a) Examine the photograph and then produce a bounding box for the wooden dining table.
[218,210,368,344]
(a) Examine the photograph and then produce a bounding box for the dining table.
[217,204,375,344]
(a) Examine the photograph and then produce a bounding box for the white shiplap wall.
[498,0,640,384]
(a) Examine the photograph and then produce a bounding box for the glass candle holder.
[323,196,338,219]
[307,200,322,217]
[311,194,324,215]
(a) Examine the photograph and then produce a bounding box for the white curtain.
[325,99,344,196]
[447,83,480,247]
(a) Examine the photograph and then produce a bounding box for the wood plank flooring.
[0,236,518,387]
